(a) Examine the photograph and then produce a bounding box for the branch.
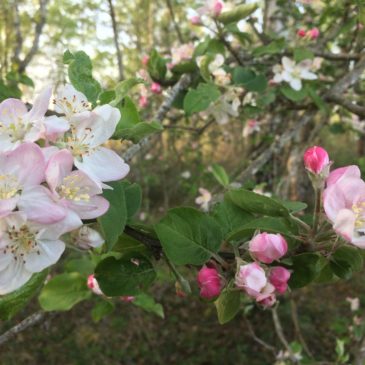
[165,0,184,43]
[107,0,124,81]
[326,94,365,117]
[122,73,192,162]
[272,306,298,363]
[0,311,46,346]
[18,0,49,73]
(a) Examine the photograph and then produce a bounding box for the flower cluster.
[0,84,129,294]
[236,233,290,307]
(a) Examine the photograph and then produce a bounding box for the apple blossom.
[303,146,330,175]
[195,188,212,211]
[297,28,307,37]
[0,142,67,224]
[269,267,291,294]
[249,233,288,264]
[242,119,260,138]
[70,225,104,249]
[0,211,77,294]
[272,57,317,91]
[323,173,365,247]
[197,0,224,18]
[326,165,360,187]
[308,27,320,39]
[0,87,52,151]
[170,43,194,67]
[235,262,276,307]
[197,266,222,299]
[45,149,109,220]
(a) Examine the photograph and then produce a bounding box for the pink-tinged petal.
[42,116,70,142]
[333,208,356,242]
[25,86,52,121]
[0,259,32,295]
[1,143,46,186]
[67,170,102,195]
[351,235,365,249]
[69,196,109,219]
[326,165,361,187]
[0,196,19,217]
[18,186,67,224]
[75,147,129,185]
[25,239,65,272]
[0,98,27,126]
[42,146,60,162]
[45,149,74,191]
[37,210,83,239]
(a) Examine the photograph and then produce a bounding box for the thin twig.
[0,311,46,346]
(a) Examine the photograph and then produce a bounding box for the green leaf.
[211,200,254,238]
[116,96,141,129]
[217,3,258,24]
[112,78,144,106]
[63,49,75,64]
[132,293,164,318]
[99,90,116,105]
[330,246,364,279]
[115,121,163,143]
[64,257,95,276]
[211,163,230,187]
[98,181,128,251]
[171,61,197,74]
[18,74,34,87]
[214,289,240,324]
[0,271,47,320]
[122,181,142,219]
[306,86,328,112]
[226,188,290,217]
[66,50,101,103]
[232,67,267,92]
[194,38,226,57]
[91,300,115,322]
[252,39,286,57]
[113,234,149,256]
[281,201,307,213]
[183,83,221,115]
[154,207,223,265]
[95,254,156,296]
[39,272,91,311]
[280,85,307,102]
[293,47,314,62]
[289,253,324,288]
[147,49,167,81]
[227,216,296,242]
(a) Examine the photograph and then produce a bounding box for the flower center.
[352,202,365,229]
[4,224,39,262]
[0,174,21,199]
[53,95,90,117]
[0,118,30,143]
[57,175,90,202]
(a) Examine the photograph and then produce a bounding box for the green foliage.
[232,67,267,92]
[252,39,286,57]
[113,96,163,142]
[330,246,364,279]
[293,47,314,63]
[64,50,101,103]
[0,271,47,320]
[210,163,230,187]
[147,49,167,81]
[112,78,144,106]
[154,207,223,265]
[95,254,156,296]
[91,300,115,322]
[39,272,91,311]
[184,83,221,115]
[214,288,241,324]
[280,85,308,101]
[289,253,324,288]
[226,188,290,217]
[132,293,164,318]
[217,3,258,25]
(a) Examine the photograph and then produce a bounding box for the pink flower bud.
[249,233,288,264]
[212,1,223,17]
[139,95,148,108]
[121,296,135,302]
[257,293,276,307]
[150,82,162,94]
[269,266,291,294]
[308,27,320,40]
[197,266,222,299]
[297,28,306,37]
[190,15,202,25]
[303,146,330,174]
[235,262,267,297]
[142,55,149,66]
[87,274,103,296]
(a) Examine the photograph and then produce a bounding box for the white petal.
[25,239,65,272]
[0,260,32,295]
[290,78,302,91]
